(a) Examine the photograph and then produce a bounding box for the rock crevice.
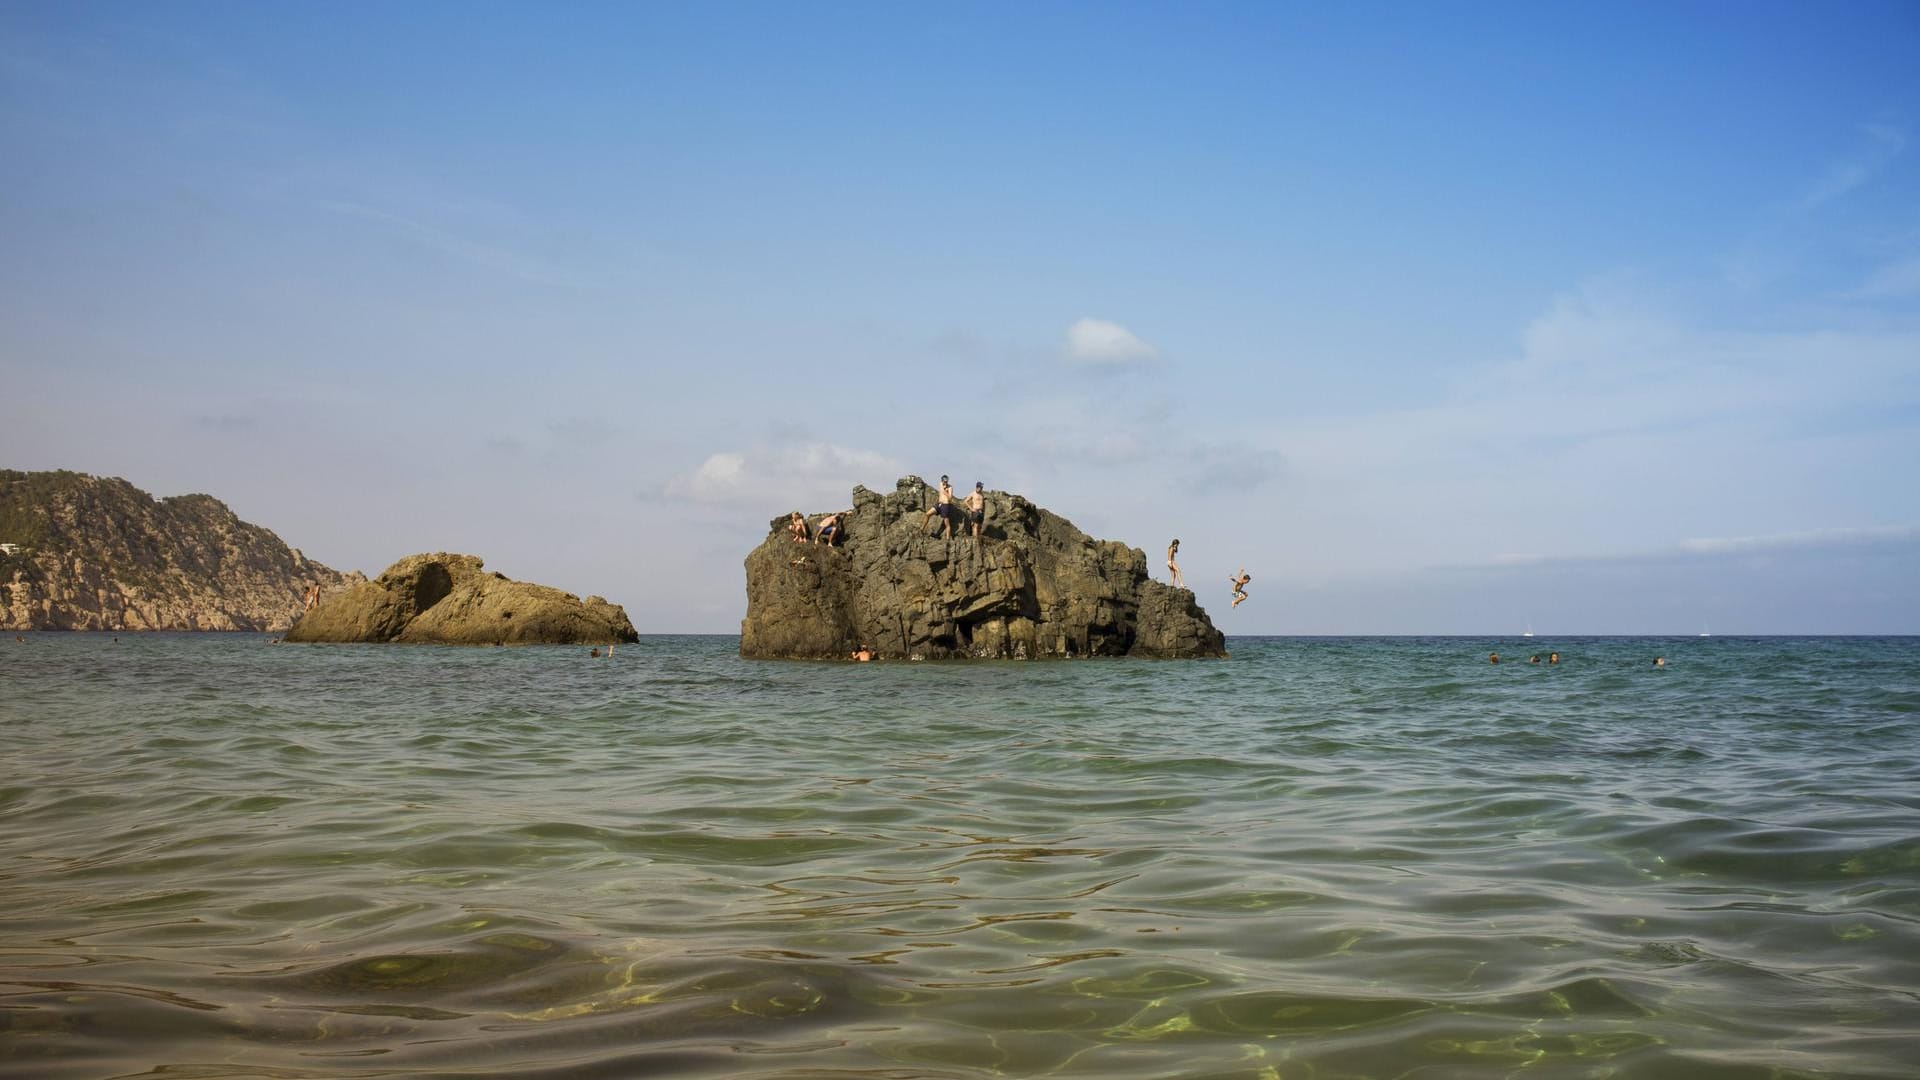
[741,477,1225,659]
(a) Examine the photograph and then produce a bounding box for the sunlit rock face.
[285,553,637,646]
[0,469,361,632]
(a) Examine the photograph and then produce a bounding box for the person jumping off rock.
[1229,568,1251,608]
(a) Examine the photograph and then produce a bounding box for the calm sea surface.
[2,634,1917,1079]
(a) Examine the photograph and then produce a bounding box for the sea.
[2,633,1917,1079]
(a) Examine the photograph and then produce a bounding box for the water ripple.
[2,633,1918,1078]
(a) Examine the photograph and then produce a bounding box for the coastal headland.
[0,469,361,632]
[284,552,638,646]
[741,477,1225,660]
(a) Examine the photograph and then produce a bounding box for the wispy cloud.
[546,416,623,450]
[658,441,905,508]
[1677,524,1920,555]
[304,197,578,286]
[1853,254,1920,299]
[192,413,258,433]
[1445,525,1920,572]
[1063,317,1158,364]
[1800,122,1906,208]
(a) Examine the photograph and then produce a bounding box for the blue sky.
[3,2,1916,633]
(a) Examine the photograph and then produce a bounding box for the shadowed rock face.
[741,477,1225,660]
[285,553,638,645]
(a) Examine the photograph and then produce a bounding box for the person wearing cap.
[966,482,986,539]
[922,475,957,538]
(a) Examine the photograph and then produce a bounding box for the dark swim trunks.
[936,503,955,519]
[970,509,983,524]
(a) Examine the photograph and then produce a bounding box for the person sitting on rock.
[967,482,986,539]
[1229,567,1251,608]
[922,475,957,539]
[816,509,848,547]
[1167,539,1184,588]
[788,511,809,543]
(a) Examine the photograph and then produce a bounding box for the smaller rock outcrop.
[284,553,637,645]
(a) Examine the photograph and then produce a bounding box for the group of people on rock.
[785,476,1257,613]
[1166,538,1253,608]
[787,508,850,547]
[785,475,990,549]
[921,475,986,540]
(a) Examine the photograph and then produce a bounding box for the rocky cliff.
[0,469,362,632]
[741,477,1225,660]
[284,552,638,645]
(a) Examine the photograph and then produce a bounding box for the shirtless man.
[1229,567,1251,608]
[1166,539,1184,588]
[966,482,986,539]
[815,509,848,547]
[787,511,809,543]
[922,475,956,538]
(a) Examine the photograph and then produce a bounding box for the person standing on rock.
[922,475,957,539]
[966,482,986,540]
[1166,539,1185,588]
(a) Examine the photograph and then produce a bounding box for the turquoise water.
[2,634,1917,1079]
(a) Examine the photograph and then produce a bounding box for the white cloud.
[1063,317,1158,364]
[662,442,904,508]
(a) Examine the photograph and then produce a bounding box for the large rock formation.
[741,477,1225,660]
[0,469,362,631]
[284,553,638,645]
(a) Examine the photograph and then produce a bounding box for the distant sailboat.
[1522,621,1534,638]
[1699,624,1710,638]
